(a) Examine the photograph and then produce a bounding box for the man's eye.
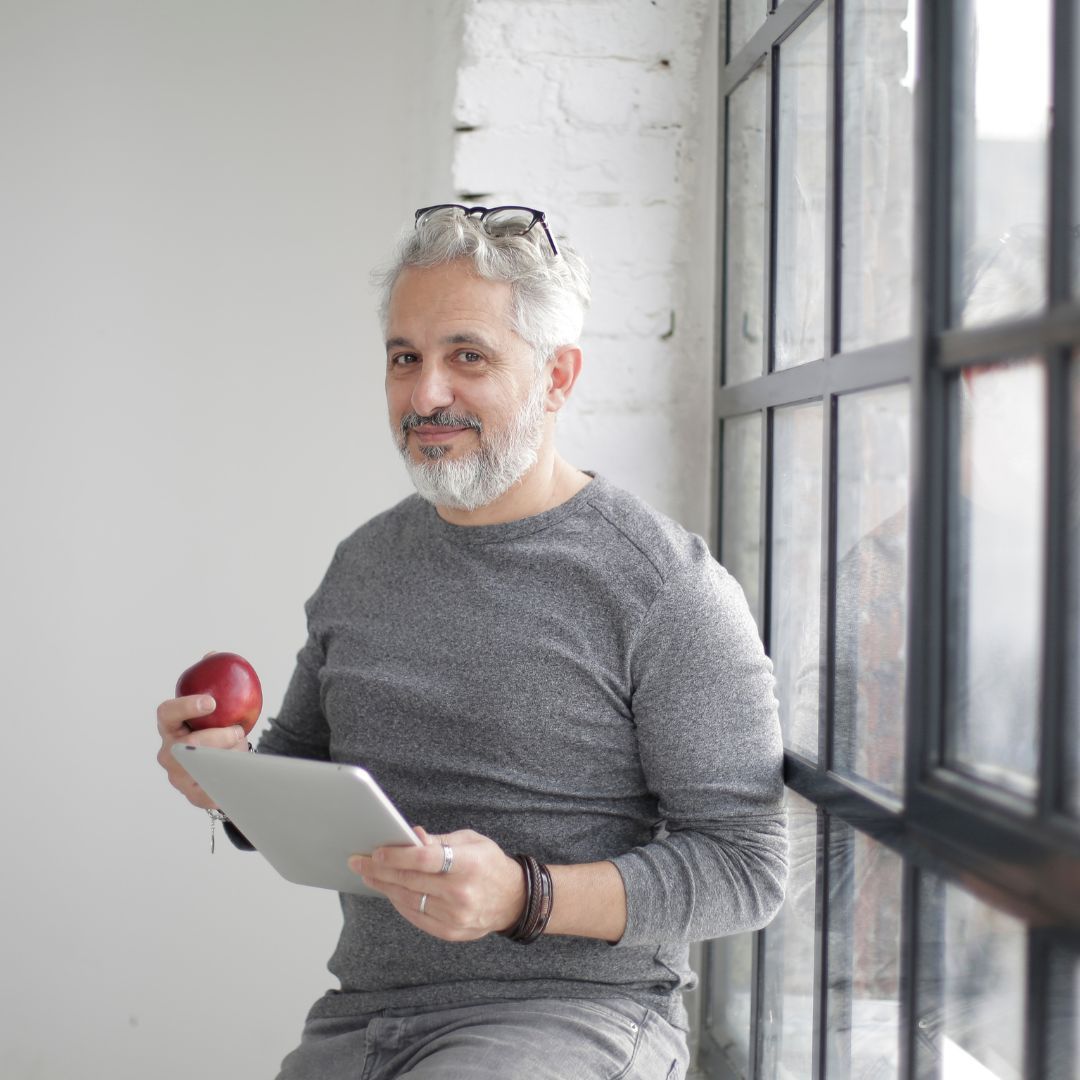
[391,353,419,366]
[459,351,483,363]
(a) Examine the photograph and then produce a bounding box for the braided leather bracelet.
[500,854,554,944]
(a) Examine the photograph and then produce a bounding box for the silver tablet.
[171,744,422,895]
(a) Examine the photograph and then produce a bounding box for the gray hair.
[375,208,591,369]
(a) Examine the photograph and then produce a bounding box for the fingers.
[350,866,479,942]
[372,828,472,875]
[156,723,247,771]
[156,694,217,738]
[349,829,522,942]
[156,693,248,809]
[348,834,446,897]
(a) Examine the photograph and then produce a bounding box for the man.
[157,204,787,1079]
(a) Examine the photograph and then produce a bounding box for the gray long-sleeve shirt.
[258,474,786,1029]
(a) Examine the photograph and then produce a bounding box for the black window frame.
[700,1,1080,1077]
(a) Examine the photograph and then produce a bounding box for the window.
[702,1,1080,1077]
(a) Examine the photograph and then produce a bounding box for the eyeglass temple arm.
[537,218,559,257]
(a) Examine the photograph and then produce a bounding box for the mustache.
[400,410,483,435]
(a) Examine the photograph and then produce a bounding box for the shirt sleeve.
[610,556,788,947]
[254,634,332,761]
[254,550,339,762]
[223,638,329,851]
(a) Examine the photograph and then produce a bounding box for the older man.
[157,204,786,1079]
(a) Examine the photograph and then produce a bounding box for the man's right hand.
[156,694,250,809]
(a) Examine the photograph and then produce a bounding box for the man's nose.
[411,360,455,416]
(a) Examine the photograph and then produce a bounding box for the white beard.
[395,376,548,512]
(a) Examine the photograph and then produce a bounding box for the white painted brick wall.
[451,0,719,536]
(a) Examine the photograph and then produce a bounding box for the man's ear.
[544,345,583,412]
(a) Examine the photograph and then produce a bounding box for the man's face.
[384,260,550,511]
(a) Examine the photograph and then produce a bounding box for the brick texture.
[451,0,717,534]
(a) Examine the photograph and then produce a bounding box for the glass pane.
[759,792,819,1080]
[706,932,755,1072]
[952,0,1052,326]
[826,823,903,1079]
[945,361,1045,797]
[722,412,764,627]
[728,0,767,60]
[771,402,824,760]
[775,5,829,368]
[840,0,917,349]
[927,881,1027,1079]
[833,385,910,800]
[725,63,768,385]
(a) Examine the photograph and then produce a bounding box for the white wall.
[0,1,719,1075]
[0,3,462,1076]
[453,0,718,537]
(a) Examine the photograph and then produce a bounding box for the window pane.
[775,5,829,368]
[722,412,764,627]
[952,0,1052,326]
[728,0,767,60]
[771,402,824,760]
[706,931,755,1072]
[840,0,917,350]
[925,881,1027,1080]
[725,64,768,385]
[826,823,903,1079]
[759,792,819,1079]
[833,385,910,800]
[945,361,1045,797]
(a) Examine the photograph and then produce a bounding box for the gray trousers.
[276,996,689,1079]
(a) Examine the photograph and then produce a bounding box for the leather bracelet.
[500,854,554,944]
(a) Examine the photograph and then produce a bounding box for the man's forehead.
[389,262,512,312]
[386,264,521,345]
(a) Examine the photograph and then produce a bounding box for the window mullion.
[1048,0,1076,306]
[1039,353,1070,819]
[897,859,919,1080]
[904,0,951,814]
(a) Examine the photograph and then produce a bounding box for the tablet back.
[171,744,421,895]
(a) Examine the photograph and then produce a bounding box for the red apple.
[176,652,262,735]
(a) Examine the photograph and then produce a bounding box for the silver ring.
[439,842,454,875]
[418,893,429,915]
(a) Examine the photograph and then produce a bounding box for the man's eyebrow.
[385,332,499,352]
[443,332,498,352]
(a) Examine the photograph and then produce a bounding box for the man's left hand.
[349,827,526,941]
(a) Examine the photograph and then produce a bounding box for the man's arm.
[352,828,629,943]
[610,556,787,946]
[357,555,786,946]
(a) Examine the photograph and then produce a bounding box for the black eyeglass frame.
[414,203,560,256]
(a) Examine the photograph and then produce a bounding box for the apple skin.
[176,652,262,735]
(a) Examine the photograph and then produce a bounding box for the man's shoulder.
[331,492,429,562]
[582,476,713,584]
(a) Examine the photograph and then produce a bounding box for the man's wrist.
[499,854,554,944]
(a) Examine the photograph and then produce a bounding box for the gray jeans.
[276,996,689,1079]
